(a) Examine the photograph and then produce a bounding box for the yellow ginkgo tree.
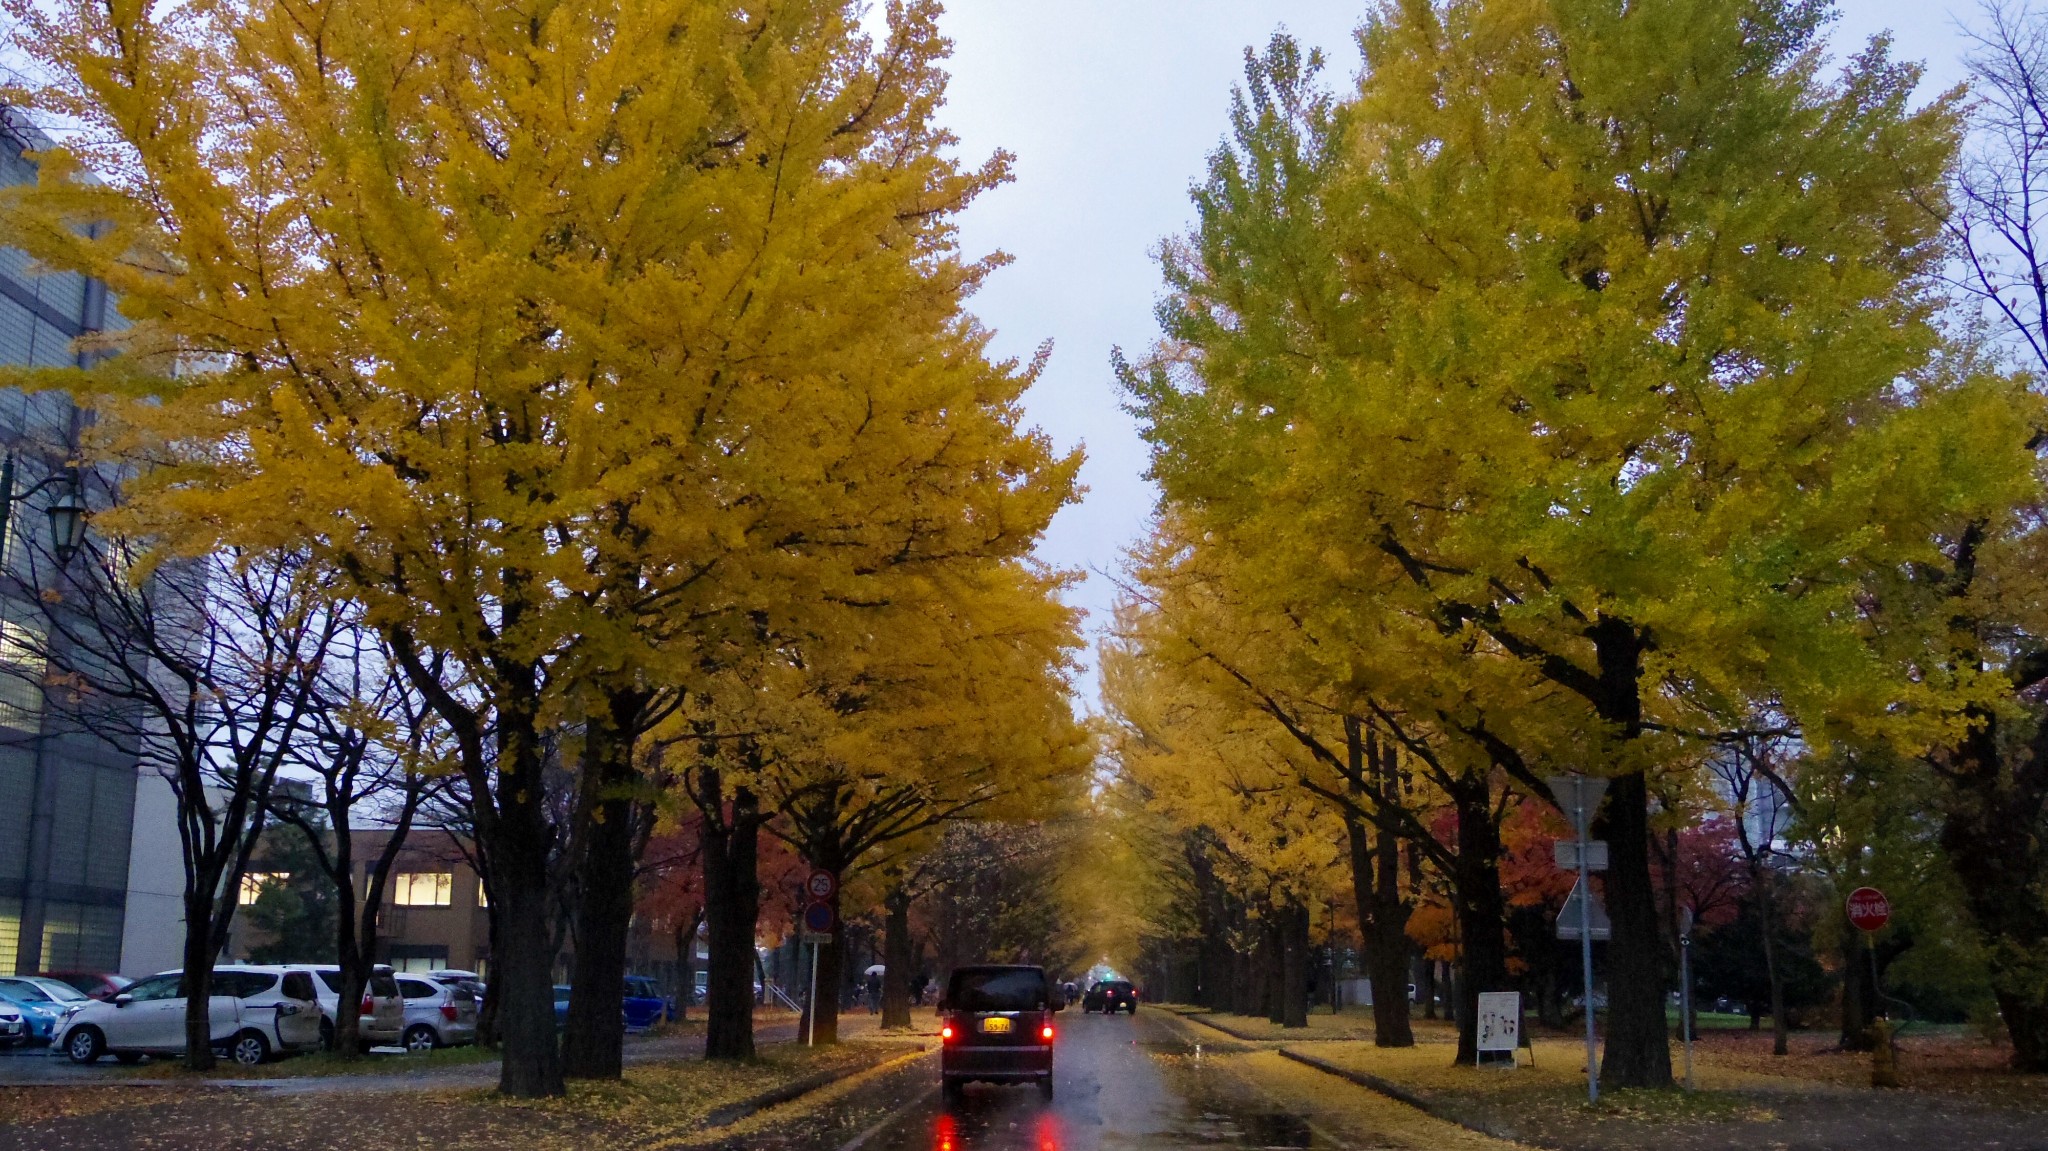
[0,0,1077,1094]
[1125,4,2038,1088]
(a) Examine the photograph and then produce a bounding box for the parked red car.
[39,972,132,1003]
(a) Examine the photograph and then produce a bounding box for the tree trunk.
[1757,874,1789,1056]
[882,885,913,1029]
[493,849,564,1095]
[1233,928,1257,1017]
[1281,901,1310,1028]
[1264,915,1285,1025]
[330,862,364,1059]
[699,772,762,1061]
[1345,716,1416,1047]
[1599,770,1674,1088]
[1937,709,2048,1071]
[181,890,221,1071]
[1587,618,1674,1090]
[564,701,644,1080]
[811,879,845,1044]
[674,907,701,1022]
[1449,771,1509,1065]
[1839,926,1878,1052]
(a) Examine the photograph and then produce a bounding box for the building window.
[238,873,287,906]
[386,943,449,974]
[0,616,46,733]
[392,872,452,907]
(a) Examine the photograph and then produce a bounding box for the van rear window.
[947,969,1048,1012]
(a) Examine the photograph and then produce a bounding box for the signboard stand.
[1475,991,1523,1068]
[1547,774,1609,1105]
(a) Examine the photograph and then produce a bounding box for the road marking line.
[835,1079,937,1151]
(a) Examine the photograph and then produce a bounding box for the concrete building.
[0,107,163,980]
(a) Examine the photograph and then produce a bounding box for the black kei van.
[938,964,1064,1100]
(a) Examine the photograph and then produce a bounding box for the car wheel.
[66,1027,104,1065]
[941,1077,964,1104]
[404,1024,439,1053]
[230,1030,270,1067]
[115,1052,144,1065]
[1038,1074,1054,1101]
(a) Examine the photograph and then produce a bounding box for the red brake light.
[440,1005,458,1022]
[940,1024,954,1041]
[360,997,374,1014]
[1041,1024,1054,1040]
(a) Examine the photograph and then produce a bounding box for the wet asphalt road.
[855,1009,1330,1151]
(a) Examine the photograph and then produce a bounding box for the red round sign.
[1847,886,1891,933]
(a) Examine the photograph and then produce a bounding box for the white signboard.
[1477,991,1522,1054]
[1553,840,1610,871]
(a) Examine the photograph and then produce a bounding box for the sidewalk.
[1169,1010,2048,1151]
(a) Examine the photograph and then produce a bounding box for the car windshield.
[947,968,1048,1012]
[0,979,53,1003]
[27,979,88,1003]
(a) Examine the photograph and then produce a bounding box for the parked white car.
[395,973,479,1051]
[56,966,322,1066]
[0,1001,25,1047]
[281,965,405,1050]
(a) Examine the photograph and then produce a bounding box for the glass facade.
[0,108,135,977]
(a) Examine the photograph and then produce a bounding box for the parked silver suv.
[281,965,405,1050]
[56,966,322,1066]
[395,973,478,1050]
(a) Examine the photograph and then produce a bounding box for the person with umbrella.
[864,965,884,1015]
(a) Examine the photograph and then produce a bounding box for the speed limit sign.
[806,869,837,901]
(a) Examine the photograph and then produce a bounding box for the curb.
[700,1046,930,1132]
[1176,1013,1275,1043]
[1275,1047,1512,1143]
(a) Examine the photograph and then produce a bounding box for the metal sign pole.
[1577,796,1598,1105]
[1680,907,1696,1092]
[806,938,820,1047]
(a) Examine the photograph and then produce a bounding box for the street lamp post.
[0,448,88,977]
[0,450,89,566]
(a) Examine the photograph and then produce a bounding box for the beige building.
[353,828,492,974]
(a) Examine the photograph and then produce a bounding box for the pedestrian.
[865,969,883,1015]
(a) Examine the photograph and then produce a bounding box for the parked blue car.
[552,979,675,1031]
[0,977,86,1044]
[622,976,674,1030]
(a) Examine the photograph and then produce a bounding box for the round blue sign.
[803,901,835,933]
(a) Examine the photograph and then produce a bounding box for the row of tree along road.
[1096,0,2048,1088]
[0,0,1090,1096]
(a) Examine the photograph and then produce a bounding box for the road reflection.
[931,1108,1063,1151]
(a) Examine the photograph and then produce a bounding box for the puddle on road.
[1173,1110,1315,1148]
[1149,1051,1332,1149]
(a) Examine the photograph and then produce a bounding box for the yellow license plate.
[979,1017,1012,1035]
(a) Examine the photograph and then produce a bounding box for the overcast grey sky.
[922,0,1980,703]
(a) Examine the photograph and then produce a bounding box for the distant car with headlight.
[1082,979,1137,1015]
[937,964,1062,1102]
